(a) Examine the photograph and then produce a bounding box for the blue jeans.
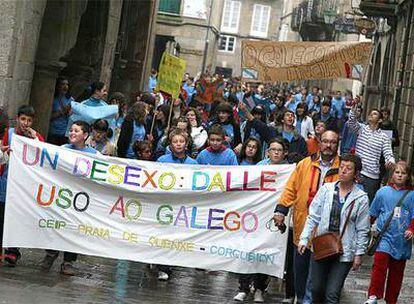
[294,247,312,303]
[311,257,352,304]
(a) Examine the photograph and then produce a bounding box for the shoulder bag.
[312,200,355,261]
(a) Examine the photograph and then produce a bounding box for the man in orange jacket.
[273,130,340,304]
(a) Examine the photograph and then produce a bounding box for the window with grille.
[250,4,271,37]
[158,0,181,15]
[218,35,236,52]
[221,1,241,33]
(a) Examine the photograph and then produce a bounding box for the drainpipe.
[201,0,214,74]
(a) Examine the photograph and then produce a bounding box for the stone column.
[30,61,66,137]
[100,0,123,87]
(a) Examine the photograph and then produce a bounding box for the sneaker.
[4,253,18,267]
[41,254,57,271]
[60,262,75,276]
[364,296,378,304]
[157,271,169,281]
[253,289,264,303]
[233,292,247,302]
[282,298,294,304]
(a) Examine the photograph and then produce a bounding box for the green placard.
[156,52,186,99]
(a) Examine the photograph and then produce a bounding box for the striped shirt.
[347,109,395,179]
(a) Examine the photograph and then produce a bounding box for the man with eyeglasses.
[273,130,341,304]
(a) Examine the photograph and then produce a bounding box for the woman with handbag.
[365,161,414,304]
[298,153,370,303]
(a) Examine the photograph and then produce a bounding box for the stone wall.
[0,0,47,116]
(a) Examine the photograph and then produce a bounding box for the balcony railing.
[359,0,398,18]
[291,0,338,30]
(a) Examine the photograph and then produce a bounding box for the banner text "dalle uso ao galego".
[4,136,294,277]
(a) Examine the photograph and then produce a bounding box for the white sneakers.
[364,296,378,304]
[253,289,264,303]
[233,290,264,302]
[157,271,169,281]
[233,292,247,302]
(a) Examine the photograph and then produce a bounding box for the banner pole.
[167,95,174,132]
[149,111,157,136]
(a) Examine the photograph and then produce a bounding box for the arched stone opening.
[30,0,123,136]
[29,0,88,136]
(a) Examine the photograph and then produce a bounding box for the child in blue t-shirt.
[41,120,97,276]
[155,129,196,281]
[157,129,197,164]
[196,124,238,165]
[238,137,262,165]
[365,161,414,304]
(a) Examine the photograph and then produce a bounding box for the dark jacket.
[313,113,338,133]
[250,119,308,163]
[117,117,151,158]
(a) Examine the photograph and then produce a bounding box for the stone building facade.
[360,0,414,169]
[215,0,283,77]
[0,0,155,135]
[151,0,224,76]
[150,0,284,78]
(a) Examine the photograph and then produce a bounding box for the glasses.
[268,148,284,153]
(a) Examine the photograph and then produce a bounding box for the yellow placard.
[156,52,186,99]
[241,41,372,82]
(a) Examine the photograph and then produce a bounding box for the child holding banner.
[41,120,98,275]
[157,129,197,165]
[133,140,153,161]
[86,119,116,156]
[234,138,288,303]
[0,105,44,266]
[238,137,262,166]
[196,125,238,166]
[154,129,196,280]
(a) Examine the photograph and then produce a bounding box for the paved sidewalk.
[0,249,413,303]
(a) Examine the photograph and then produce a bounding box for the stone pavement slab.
[0,249,413,303]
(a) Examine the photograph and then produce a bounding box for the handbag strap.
[340,200,356,239]
[377,190,411,239]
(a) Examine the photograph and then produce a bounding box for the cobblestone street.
[1,249,413,303]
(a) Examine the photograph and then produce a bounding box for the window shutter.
[221,1,241,33]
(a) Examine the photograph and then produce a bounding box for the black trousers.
[0,202,20,258]
[285,228,295,298]
[238,273,268,292]
[46,249,77,263]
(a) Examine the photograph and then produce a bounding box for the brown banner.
[241,41,372,82]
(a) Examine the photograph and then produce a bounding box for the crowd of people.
[0,71,413,304]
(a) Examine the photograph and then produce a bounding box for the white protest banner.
[4,136,294,277]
